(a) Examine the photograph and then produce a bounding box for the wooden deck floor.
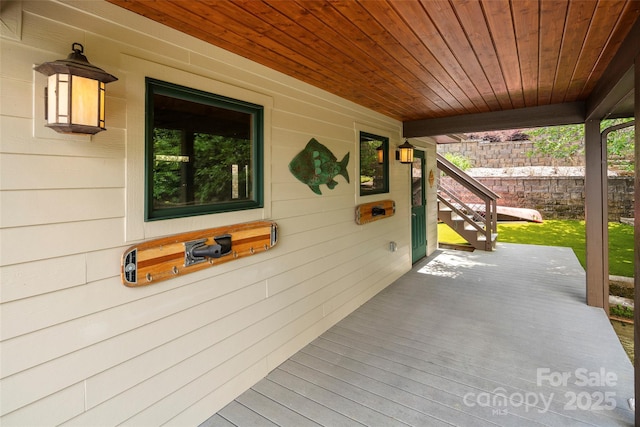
[201,243,634,426]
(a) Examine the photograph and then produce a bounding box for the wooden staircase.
[437,153,500,251]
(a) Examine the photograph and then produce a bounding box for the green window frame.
[145,78,263,221]
[359,131,389,196]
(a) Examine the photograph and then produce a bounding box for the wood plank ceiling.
[108,0,640,123]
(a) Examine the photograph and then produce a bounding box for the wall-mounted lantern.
[396,138,415,163]
[34,43,118,135]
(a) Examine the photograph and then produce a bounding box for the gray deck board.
[202,243,634,426]
[235,389,320,426]
[252,378,361,426]
[276,360,451,427]
[291,347,511,426]
[266,367,407,426]
[198,414,236,427]
[212,401,278,427]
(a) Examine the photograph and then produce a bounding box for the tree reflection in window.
[360,131,389,196]
[146,79,262,220]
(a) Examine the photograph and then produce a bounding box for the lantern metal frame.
[34,43,118,135]
[396,138,415,163]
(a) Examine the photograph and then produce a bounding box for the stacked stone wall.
[438,140,584,167]
[440,176,634,221]
[437,140,634,220]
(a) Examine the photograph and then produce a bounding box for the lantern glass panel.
[399,147,414,163]
[71,75,99,127]
[49,74,69,124]
[99,82,106,127]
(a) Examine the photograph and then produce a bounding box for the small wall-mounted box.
[355,200,396,225]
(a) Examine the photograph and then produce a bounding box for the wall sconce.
[396,138,415,163]
[34,43,118,135]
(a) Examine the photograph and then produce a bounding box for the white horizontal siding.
[0,218,124,265]
[1,77,33,119]
[0,1,421,425]
[0,116,126,158]
[1,273,269,414]
[0,248,124,303]
[2,253,279,375]
[0,255,86,303]
[1,188,124,228]
[0,383,85,427]
[166,360,269,427]
[0,154,124,191]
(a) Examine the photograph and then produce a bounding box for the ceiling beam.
[403,102,585,138]
[586,17,640,120]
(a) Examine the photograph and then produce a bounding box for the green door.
[411,150,427,263]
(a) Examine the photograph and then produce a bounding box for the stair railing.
[438,182,486,232]
[436,153,500,250]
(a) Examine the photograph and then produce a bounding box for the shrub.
[509,131,530,141]
[443,152,472,170]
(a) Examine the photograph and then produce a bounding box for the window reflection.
[359,132,389,195]
[412,156,423,207]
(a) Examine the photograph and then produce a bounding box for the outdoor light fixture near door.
[34,43,118,135]
[396,138,415,163]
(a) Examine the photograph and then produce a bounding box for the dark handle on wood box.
[200,234,232,258]
[191,244,223,258]
[185,234,232,266]
[372,206,386,217]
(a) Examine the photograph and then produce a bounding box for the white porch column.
[584,119,608,310]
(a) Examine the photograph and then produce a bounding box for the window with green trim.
[359,131,389,196]
[145,78,263,220]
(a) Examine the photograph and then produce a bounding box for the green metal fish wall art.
[289,138,350,195]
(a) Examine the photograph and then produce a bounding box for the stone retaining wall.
[438,140,584,168]
[438,140,634,220]
[440,175,635,221]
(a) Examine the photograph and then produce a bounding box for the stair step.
[439,242,475,252]
[477,233,499,242]
[464,223,484,232]
[437,159,498,251]
[438,203,497,251]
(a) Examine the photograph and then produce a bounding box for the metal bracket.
[123,249,137,284]
[270,223,278,246]
[184,234,232,267]
[372,206,386,217]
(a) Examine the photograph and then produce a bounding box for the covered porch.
[100,3,640,417]
[204,243,633,426]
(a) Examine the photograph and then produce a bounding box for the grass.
[438,220,635,277]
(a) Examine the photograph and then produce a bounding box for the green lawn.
[438,220,635,277]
